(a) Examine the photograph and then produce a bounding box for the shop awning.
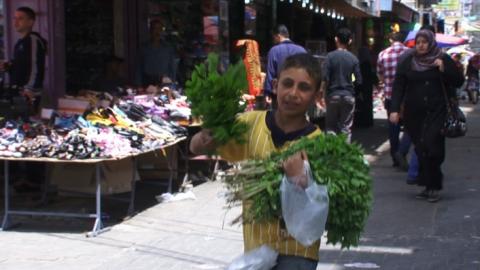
[316,0,375,18]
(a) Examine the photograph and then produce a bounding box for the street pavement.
[0,102,479,270]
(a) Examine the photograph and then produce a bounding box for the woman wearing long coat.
[389,30,464,202]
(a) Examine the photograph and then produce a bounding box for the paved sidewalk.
[0,103,479,270]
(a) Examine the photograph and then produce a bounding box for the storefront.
[63,0,232,94]
[1,0,237,100]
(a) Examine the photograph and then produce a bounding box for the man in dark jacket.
[0,7,47,192]
[1,6,47,112]
[321,28,362,143]
[264,25,306,107]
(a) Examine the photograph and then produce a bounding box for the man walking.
[264,24,306,107]
[1,6,47,113]
[377,32,414,171]
[321,28,362,142]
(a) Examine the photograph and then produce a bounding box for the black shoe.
[428,190,441,203]
[415,189,430,199]
[406,178,418,185]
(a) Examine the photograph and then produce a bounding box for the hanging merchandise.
[235,39,262,97]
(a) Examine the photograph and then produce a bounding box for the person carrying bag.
[389,29,464,202]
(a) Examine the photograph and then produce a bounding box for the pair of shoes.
[406,178,418,185]
[394,152,409,171]
[415,188,430,199]
[428,190,441,203]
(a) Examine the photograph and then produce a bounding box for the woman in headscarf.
[389,29,464,202]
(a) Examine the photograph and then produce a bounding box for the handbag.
[440,81,467,138]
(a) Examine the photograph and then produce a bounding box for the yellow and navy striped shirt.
[218,110,322,260]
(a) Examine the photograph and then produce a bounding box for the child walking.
[190,53,323,270]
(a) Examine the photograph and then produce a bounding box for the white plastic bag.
[280,161,329,247]
[226,245,278,270]
[155,190,196,203]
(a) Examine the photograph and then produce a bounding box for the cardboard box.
[57,97,90,115]
[49,159,139,195]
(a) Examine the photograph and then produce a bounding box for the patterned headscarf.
[411,29,442,72]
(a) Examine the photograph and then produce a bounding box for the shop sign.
[432,0,460,11]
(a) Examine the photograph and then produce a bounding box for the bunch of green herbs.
[224,134,372,248]
[185,53,249,146]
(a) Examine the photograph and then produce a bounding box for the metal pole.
[165,147,174,194]
[127,157,136,216]
[40,163,50,205]
[1,160,10,230]
[90,163,103,235]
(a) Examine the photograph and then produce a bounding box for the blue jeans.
[408,151,419,180]
[272,255,318,270]
[398,132,412,156]
[397,132,419,180]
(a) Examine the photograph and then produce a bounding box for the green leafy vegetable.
[185,53,249,146]
[224,134,373,249]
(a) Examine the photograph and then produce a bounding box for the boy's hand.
[434,58,444,72]
[21,89,36,101]
[189,129,216,154]
[283,151,308,189]
[389,112,400,124]
[0,61,10,72]
[318,97,326,108]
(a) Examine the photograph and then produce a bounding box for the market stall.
[1,137,185,237]
[0,86,191,236]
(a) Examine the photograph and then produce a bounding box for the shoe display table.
[0,137,186,237]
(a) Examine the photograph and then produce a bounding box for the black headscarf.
[411,29,442,72]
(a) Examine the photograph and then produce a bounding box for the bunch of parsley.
[225,134,372,248]
[185,53,249,146]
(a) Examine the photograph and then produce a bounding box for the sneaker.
[415,189,430,199]
[428,190,441,203]
[394,152,409,171]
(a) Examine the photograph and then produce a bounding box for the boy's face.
[274,67,318,117]
[13,11,34,34]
